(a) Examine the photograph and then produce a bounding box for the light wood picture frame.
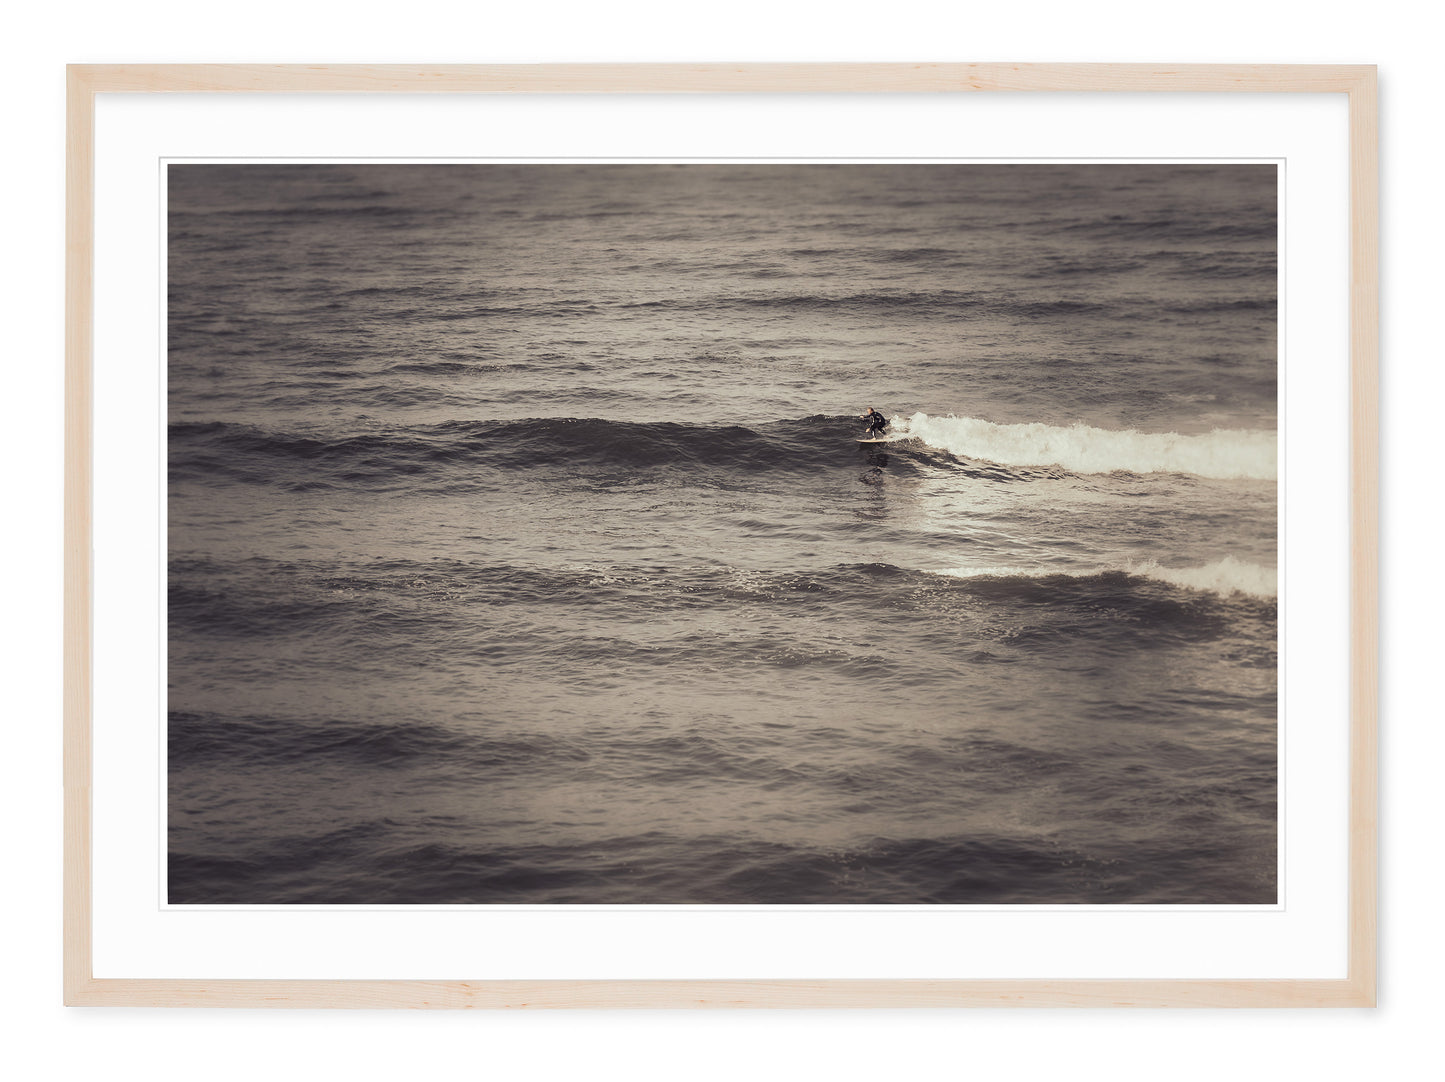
[65,63,1378,1008]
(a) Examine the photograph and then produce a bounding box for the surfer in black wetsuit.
[861,407,888,439]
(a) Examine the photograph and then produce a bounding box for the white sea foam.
[1130,557,1277,598]
[894,412,1276,480]
[937,557,1277,599]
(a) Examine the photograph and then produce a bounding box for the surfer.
[861,407,888,439]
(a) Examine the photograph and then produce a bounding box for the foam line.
[894,412,1276,480]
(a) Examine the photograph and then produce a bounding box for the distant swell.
[895,412,1276,480]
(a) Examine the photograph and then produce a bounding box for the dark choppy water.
[168,163,1277,904]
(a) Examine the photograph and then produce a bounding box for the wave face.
[167,162,1278,906]
[894,413,1276,480]
[168,415,886,491]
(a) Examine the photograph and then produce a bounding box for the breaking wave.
[936,556,1277,599]
[893,412,1276,480]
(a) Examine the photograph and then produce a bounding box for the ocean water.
[167,163,1278,904]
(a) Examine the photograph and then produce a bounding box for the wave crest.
[937,557,1276,599]
[894,412,1275,480]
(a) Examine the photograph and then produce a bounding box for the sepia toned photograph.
[166,161,1278,906]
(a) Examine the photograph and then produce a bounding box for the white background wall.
[4,4,1437,1078]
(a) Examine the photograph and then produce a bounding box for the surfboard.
[856,437,889,444]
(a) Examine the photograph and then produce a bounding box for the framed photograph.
[66,63,1377,1007]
